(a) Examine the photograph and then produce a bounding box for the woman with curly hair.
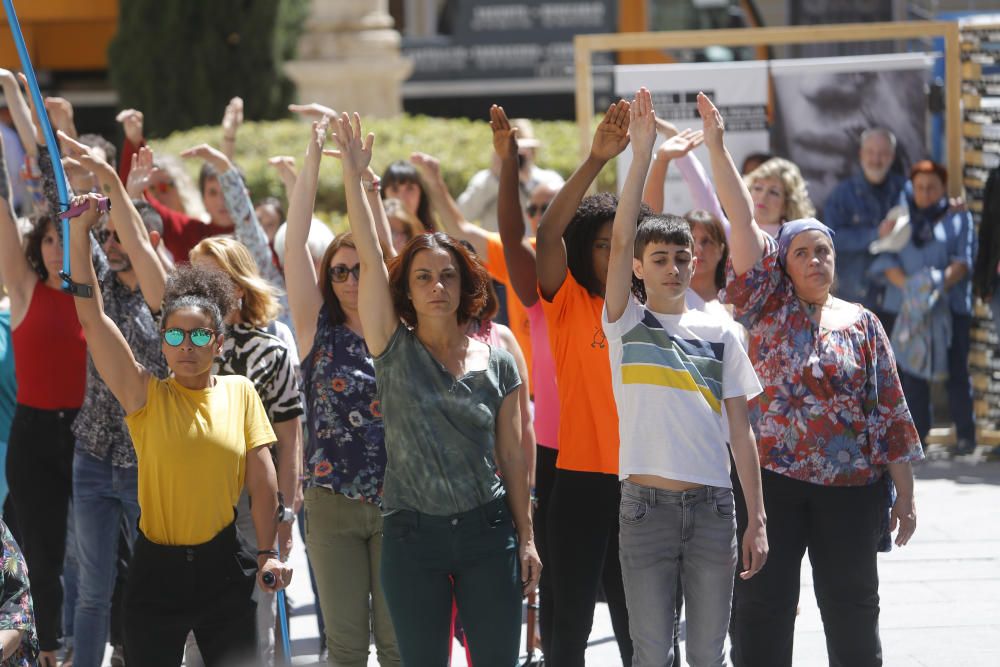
[744,157,815,238]
[333,112,539,666]
[283,118,400,666]
[65,194,292,667]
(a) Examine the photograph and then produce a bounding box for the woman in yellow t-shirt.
[65,194,293,667]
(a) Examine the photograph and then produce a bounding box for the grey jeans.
[619,480,737,667]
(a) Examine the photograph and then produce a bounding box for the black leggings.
[124,522,257,667]
[533,445,557,658]
[731,469,883,667]
[546,469,632,667]
[6,404,76,651]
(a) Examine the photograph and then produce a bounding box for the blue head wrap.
[776,217,835,267]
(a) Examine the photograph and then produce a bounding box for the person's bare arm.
[246,445,292,591]
[268,156,298,200]
[44,97,77,140]
[0,69,37,158]
[60,132,166,311]
[498,325,536,487]
[491,105,540,307]
[67,194,150,414]
[330,113,398,356]
[221,97,243,160]
[411,152,490,256]
[273,417,301,559]
[699,93,763,275]
[284,121,327,360]
[885,267,907,289]
[725,396,767,579]
[537,100,631,301]
[607,88,656,323]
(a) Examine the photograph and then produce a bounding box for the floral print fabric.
[302,312,387,505]
[722,235,923,486]
[0,520,38,666]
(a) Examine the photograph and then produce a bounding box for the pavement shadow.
[913,453,1000,485]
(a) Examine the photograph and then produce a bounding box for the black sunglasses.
[526,202,549,217]
[329,264,361,283]
[95,228,121,245]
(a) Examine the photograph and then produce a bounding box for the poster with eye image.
[614,61,770,220]
[769,53,932,210]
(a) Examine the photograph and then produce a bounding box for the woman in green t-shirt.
[65,193,293,667]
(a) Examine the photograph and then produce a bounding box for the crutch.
[262,501,295,664]
[1,0,102,298]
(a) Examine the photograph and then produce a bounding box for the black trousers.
[6,404,76,651]
[534,445,557,658]
[124,521,258,667]
[546,469,632,667]
[731,469,883,667]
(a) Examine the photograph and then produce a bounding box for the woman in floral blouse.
[0,519,38,665]
[283,118,399,666]
[698,93,923,667]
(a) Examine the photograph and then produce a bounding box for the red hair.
[909,160,947,186]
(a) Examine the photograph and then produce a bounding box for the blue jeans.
[619,480,738,667]
[72,450,140,667]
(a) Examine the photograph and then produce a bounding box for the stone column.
[284,0,413,117]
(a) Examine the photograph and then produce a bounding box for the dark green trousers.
[380,497,522,667]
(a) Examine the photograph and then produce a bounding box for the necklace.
[796,294,832,316]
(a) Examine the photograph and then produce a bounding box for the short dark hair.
[741,151,774,175]
[380,161,434,231]
[132,199,163,237]
[632,215,693,302]
[24,216,58,281]
[684,209,728,290]
[161,264,236,332]
[198,161,247,195]
[79,134,116,166]
[563,193,653,298]
[256,196,284,221]
[387,232,491,326]
[317,232,357,327]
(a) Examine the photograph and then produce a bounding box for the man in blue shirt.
[824,128,905,327]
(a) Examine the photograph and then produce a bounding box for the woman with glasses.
[283,118,401,666]
[65,193,292,666]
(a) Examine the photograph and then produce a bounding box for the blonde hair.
[190,237,283,327]
[383,198,423,243]
[745,158,815,221]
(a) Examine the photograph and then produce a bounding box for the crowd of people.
[0,64,997,667]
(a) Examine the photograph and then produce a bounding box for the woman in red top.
[0,193,86,667]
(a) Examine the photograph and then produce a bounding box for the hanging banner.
[769,53,932,209]
[615,61,770,218]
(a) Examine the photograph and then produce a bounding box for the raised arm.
[411,151,490,256]
[67,194,150,414]
[491,105,540,307]
[0,69,37,158]
[607,88,656,323]
[497,324,536,488]
[268,156,298,200]
[641,125,704,214]
[115,108,145,185]
[60,132,167,311]
[221,97,243,160]
[284,121,327,360]
[331,112,397,355]
[537,100,631,300]
[698,93,763,275]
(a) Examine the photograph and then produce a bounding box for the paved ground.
[272,454,1000,666]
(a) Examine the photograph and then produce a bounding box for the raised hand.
[489,104,519,162]
[268,155,298,191]
[179,143,233,172]
[409,151,441,182]
[58,130,114,178]
[329,113,374,176]
[44,96,76,138]
[590,99,631,162]
[656,127,704,161]
[222,96,244,137]
[115,109,145,145]
[17,72,45,145]
[126,146,158,199]
[697,92,725,151]
[69,193,105,230]
[289,102,337,121]
[629,87,657,157]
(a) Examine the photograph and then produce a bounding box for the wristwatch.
[276,492,295,524]
[362,176,381,193]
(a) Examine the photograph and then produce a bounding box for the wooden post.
[574,20,963,197]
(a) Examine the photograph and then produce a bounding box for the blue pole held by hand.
[2,0,93,297]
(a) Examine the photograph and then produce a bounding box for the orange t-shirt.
[483,233,533,383]
[540,273,619,475]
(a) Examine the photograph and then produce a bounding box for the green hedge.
[151,114,617,231]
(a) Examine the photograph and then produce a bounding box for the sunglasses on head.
[526,202,549,217]
[329,264,361,283]
[162,327,216,347]
[95,228,120,245]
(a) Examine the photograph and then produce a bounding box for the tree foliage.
[109,0,309,137]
